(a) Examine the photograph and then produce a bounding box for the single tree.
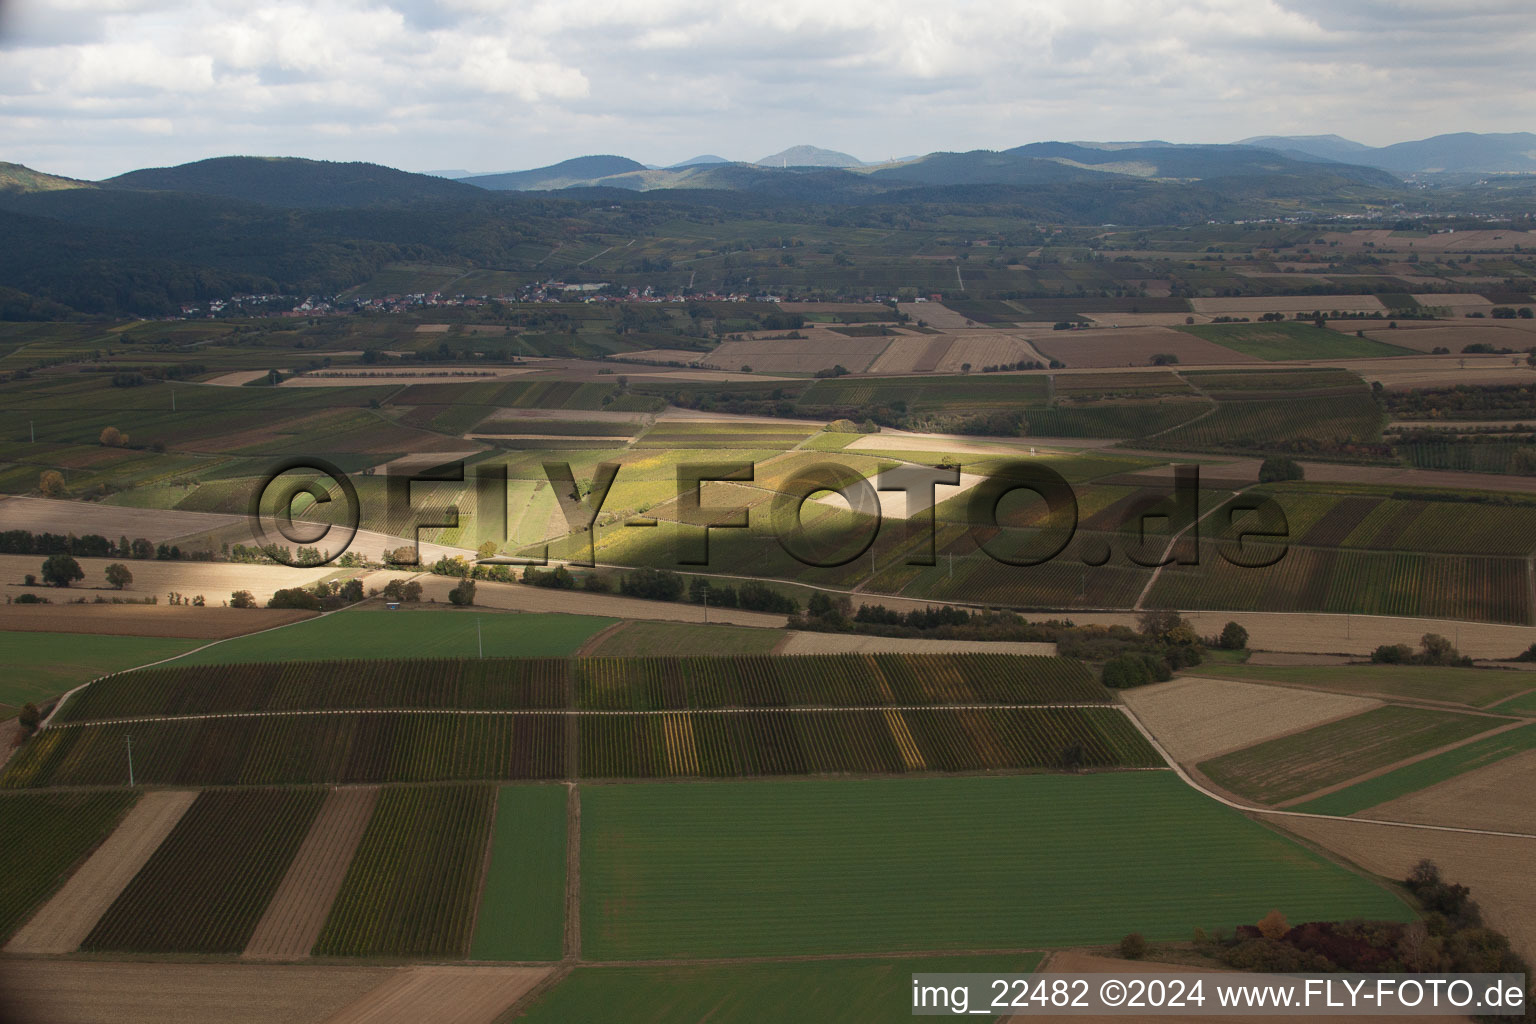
[1219,621,1249,650]
[1258,455,1304,483]
[40,553,84,588]
[230,590,257,608]
[99,426,127,447]
[38,470,66,498]
[104,563,133,590]
[18,702,41,737]
[448,578,477,606]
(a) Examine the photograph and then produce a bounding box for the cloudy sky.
[1,0,1532,180]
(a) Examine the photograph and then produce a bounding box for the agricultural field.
[579,773,1412,960]
[1291,723,1536,817]
[167,609,615,664]
[1175,322,1415,361]
[0,791,136,943]
[2,712,569,787]
[57,653,1104,721]
[469,785,568,961]
[1191,663,1536,708]
[82,788,324,954]
[574,653,1106,709]
[315,785,495,958]
[1146,547,1530,624]
[577,706,1156,777]
[1120,677,1381,763]
[55,657,572,721]
[515,955,1044,1024]
[0,631,199,715]
[1196,705,1513,805]
[634,420,819,449]
[583,620,782,656]
[1032,328,1253,368]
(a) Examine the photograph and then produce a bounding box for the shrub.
[17,703,41,737]
[229,590,257,608]
[448,578,476,606]
[1257,909,1290,940]
[267,587,322,611]
[382,579,422,603]
[99,426,127,447]
[1258,456,1304,483]
[1371,643,1414,664]
[13,592,48,604]
[38,470,66,498]
[1218,621,1249,650]
[1119,933,1147,960]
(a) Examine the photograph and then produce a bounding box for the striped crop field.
[314,785,495,958]
[55,654,1105,722]
[82,788,324,954]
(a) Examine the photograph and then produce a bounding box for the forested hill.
[106,156,486,208]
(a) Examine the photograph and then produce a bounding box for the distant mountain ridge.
[460,155,645,191]
[106,156,483,207]
[1241,132,1536,175]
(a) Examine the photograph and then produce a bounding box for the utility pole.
[126,735,135,787]
[171,388,176,412]
[30,420,35,443]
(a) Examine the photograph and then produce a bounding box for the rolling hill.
[756,146,865,168]
[105,157,484,208]
[460,156,647,191]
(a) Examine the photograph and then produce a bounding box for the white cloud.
[0,0,1531,179]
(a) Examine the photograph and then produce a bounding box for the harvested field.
[0,495,243,542]
[321,966,551,1024]
[0,962,391,1024]
[402,574,789,628]
[0,604,314,638]
[1359,361,1536,390]
[203,370,273,387]
[1360,747,1536,834]
[1191,295,1386,315]
[899,301,977,330]
[585,620,782,656]
[282,369,533,387]
[934,334,1047,374]
[1278,816,1536,961]
[865,335,954,374]
[702,334,890,373]
[1412,293,1498,314]
[778,632,1055,656]
[1031,328,1255,368]
[1122,677,1381,764]
[5,789,197,954]
[0,555,334,605]
[244,786,381,959]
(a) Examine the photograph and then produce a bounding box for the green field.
[316,785,495,958]
[470,785,568,961]
[1198,664,1536,708]
[0,631,200,714]
[167,610,614,664]
[579,773,1411,960]
[0,791,136,942]
[1490,688,1536,715]
[1291,723,1536,817]
[516,955,1044,1023]
[586,620,783,656]
[1198,706,1509,805]
[1176,322,1414,361]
